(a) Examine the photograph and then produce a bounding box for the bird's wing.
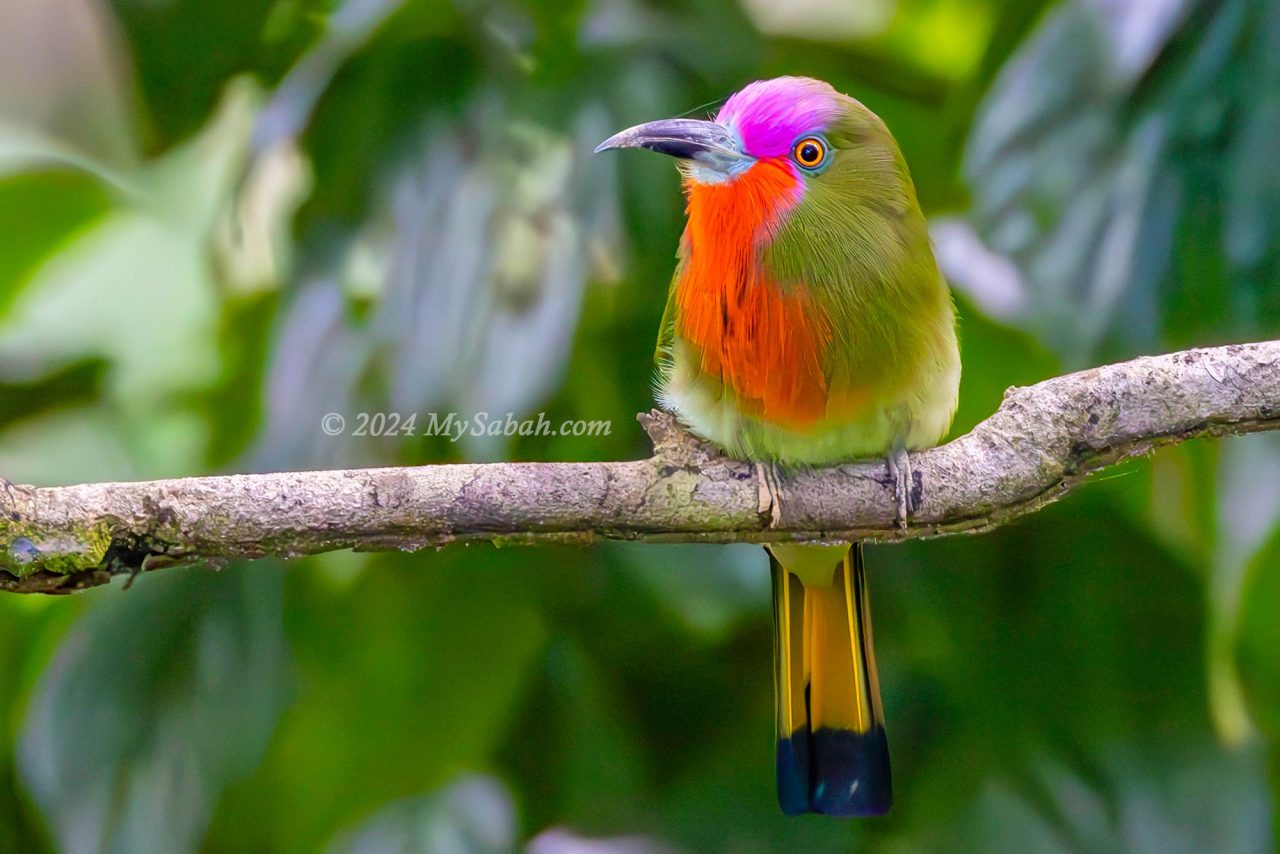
[654,230,690,365]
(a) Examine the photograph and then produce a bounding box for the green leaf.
[1237,525,1280,739]
[936,744,1271,852]
[0,82,261,482]
[323,775,516,854]
[0,595,71,854]
[0,170,114,317]
[208,550,547,852]
[0,358,106,435]
[609,542,767,641]
[499,638,646,832]
[18,564,291,853]
[110,0,279,147]
[950,292,1059,437]
[964,0,1280,364]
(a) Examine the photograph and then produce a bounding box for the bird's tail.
[769,542,892,817]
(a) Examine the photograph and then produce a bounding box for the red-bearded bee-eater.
[597,77,960,817]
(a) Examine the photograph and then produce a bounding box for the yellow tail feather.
[768,542,891,817]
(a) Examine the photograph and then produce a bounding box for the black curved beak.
[594,118,748,175]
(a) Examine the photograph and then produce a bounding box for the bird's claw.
[756,461,787,528]
[886,446,915,529]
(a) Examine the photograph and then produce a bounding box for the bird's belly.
[659,333,959,465]
[660,367,896,463]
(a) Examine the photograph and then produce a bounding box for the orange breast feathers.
[675,161,833,428]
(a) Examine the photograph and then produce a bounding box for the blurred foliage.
[964,0,1280,365]
[19,564,290,852]
[0,0,1277,851]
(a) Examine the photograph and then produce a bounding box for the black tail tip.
[777,726,892,818]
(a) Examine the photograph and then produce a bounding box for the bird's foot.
[886,446,916,529]
[756,461,787,528]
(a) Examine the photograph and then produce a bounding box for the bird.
[596,76,960,817]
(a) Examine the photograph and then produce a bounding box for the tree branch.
[2,340,1278,593]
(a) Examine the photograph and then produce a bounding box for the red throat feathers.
[674,160,833,428]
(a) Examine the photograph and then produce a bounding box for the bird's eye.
[792,136,827,169]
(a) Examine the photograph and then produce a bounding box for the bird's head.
[596,76,905,223]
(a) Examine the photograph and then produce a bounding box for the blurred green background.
[1,0,1279,850]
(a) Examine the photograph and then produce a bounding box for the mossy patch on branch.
[0,520,113,578]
